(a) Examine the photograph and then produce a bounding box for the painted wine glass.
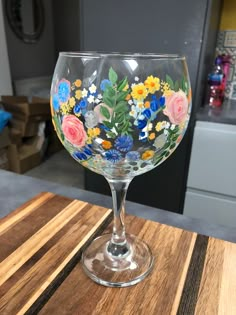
[50,52,191,287]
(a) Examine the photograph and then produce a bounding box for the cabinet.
[184,121,236,227]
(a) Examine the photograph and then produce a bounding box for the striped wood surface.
[0,193,236,314]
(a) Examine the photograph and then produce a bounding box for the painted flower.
[102,140,112,149]
[163,90,188,125]
[82,88,88,98]
[62,115,87,147]
[52,94,60,111]
[74,79,82,87]
[84,147,93,156]
[142,150,155,160]
[154,134,167,150]
[73,104,81,115]
[94,103,113,123]
[149,132,155,140]
[89,84,97,94]
[137,119,147,129]
[57,79,71,103]
[105,149,122,163]
[131,83,148,100]
[150,95,159,111]
[72,151,87,161]
[75,90,82,100]
[143,108,151,119]
[115,135,133,153]
[69,97,76,108]
[84,110,98,128]
[100,79,112,91]
[126,151,140,161]
[79,99,87,109]
[87,95,95,103]
[87,127,101,138]
[144,75,160,94]
[144,101,150,108]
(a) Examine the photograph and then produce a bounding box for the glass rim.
[59,51,186,60]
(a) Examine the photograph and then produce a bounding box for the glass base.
[82,233,154,287]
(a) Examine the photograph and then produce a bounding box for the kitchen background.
[0,0,236,228]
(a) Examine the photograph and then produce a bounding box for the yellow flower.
[87,137,92,144]
[144,75,160,94]
[131,83,148,100]
[142,150,155,160]
[75,90,82,100]
[149,133,155,140]
[60,103,70,115]
[69,97,76,108]
[87,127,101,138]
[102,140,112,149]
[125,94,131,101]
[155,122,162,132]
[137,102,144,108]
[75,79,82,87]
[161,81,173,97]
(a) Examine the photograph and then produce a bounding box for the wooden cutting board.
[0,192,235,315]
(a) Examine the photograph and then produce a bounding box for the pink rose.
[163,90,188,125]
[94,103,113,123]
[62,115,87,147]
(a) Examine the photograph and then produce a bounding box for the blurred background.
[0,0,236,228]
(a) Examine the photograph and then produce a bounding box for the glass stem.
[106,178,132,258]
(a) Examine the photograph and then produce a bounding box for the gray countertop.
[197,99,236,125]
[0,169,236,243]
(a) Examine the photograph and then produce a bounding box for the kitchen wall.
[4,0,56,81]
[0,1,12,95]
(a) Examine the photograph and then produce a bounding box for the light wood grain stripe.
[0,206,112,315]
[0,199,88,286]
[0,192,54,236]
[171,232,197,315]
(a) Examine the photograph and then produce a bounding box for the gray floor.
[25,150,85,189]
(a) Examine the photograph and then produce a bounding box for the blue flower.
[80,99,87,109]
[100,79,112,91]
[100,124,110,131]
[126,151,140,161]
[143,109,151,119]
[52,94,60,111]
[137,119,147,129]
[58,79,70,103]
[72,151,87,161]
[84,147,93,156]
[150,99,159,111]
[105,149,122,163]
[73,104,81,114]
[159,96,165,107]
[115,135,133,153]
[140,131,146,137]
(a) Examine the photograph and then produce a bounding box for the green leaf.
[166,74,174,90]
[109,67,118,84]
[117,77,128,91]
[106,131,116,139]
[165,151,170,157]
[116,91,129,102]
[103,95,114,108]
[105,85,116,97]
[100,105,110,120]
[115,113,125,123]
[154,156,164,166]
[103,121,113,129]
[114,101,128,113]
[170,143,176,150]
[171,134,179,142]
[174,80,179,91]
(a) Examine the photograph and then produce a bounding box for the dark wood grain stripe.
[177,234,209,315]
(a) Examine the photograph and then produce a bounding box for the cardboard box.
[0,126,10,149]
[1,96,50,119]
[10,119,40,138]
[8,144,41,174]
[0,148,9,170]
[9,128,22,147]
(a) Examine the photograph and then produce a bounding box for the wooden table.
[0,192,235,314]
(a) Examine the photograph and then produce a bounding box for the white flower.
[165,122,170,129]
[89,84,97,94]
[131,83,136,88]
[170,124,176,130]
[82,88,88,98]
[164,129,169,135]
[97,94,102,99]
[95,137,103,144]
[87,95,95,103]
[134,76,139,81]
[148,123,153,131]
[95,98,100,104]
[128,100,133,105]
[84,110,98,128]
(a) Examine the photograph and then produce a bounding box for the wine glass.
[50,52,191,287]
